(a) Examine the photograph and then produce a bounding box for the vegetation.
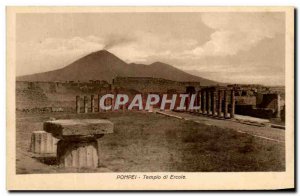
[16,111,285,174]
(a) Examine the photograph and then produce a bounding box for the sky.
[16,12,286,85]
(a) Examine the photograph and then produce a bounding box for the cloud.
[16,12,285,86]
[103,33,136,50]
[109,31,198,62]
[39,36,104,55]
[17,36,106,76]
[17,31,198,76]
[186,13,285,57]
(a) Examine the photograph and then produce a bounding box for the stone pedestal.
[30,130,59,154]
[57,139,98,168]
[43,119,113,169]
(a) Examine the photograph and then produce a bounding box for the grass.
[16,111,285,174]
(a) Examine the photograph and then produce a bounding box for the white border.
[1,1,298,194]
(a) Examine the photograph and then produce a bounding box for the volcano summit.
[17,50,218,85]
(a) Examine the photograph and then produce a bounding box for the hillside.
[17,50,218,85]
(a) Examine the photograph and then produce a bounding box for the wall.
[113,77,201,93]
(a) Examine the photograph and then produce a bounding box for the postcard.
[6,6,294,190]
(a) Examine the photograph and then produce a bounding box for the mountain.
[17,50,219,85]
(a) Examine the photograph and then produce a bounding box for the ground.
[16,111,285,174]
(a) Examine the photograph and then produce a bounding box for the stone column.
[230,90,235,118]
[119,95,125,112]
[212,90,217,116]
[198,90,202,114]
[104,89,109,112]
[207,90,211,115]
[276,93,281,118]
[224,90,229,118]
[97,94,101,112]
[112,89,117,111]
[107,89,112,111]
[142,93,146,112]
[84,96,88,113]
[91,95,95,113]
[76,96,81,113]
[57,139,99,168]
[43,119,113,169]
[30,130,59,154]
[159,94,163,111]
[202,90,207,114]
[218,90,222,118]
[192,93,197,113]
[186,95,190,112]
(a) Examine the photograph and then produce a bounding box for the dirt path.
[156,110,285,143]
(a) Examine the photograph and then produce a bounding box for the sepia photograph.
[6,6,294,190]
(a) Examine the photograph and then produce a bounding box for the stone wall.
[112,76,201,93]
[16,81,112,111]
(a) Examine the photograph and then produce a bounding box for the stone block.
[57,140,98,168]
[43,119,114,169]
[30,131,59,154]
[43,119,114,139]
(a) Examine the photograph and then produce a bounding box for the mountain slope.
[17,50,218,85]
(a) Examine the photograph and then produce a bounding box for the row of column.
[75,90,236,118]
[76,94,124,113]
[196,89,235,119]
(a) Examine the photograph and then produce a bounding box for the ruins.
[16,76,285,121]
[73,78,284,121]
[43,119,114,168]
[75,89,236,119]
[23,76,285,171]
